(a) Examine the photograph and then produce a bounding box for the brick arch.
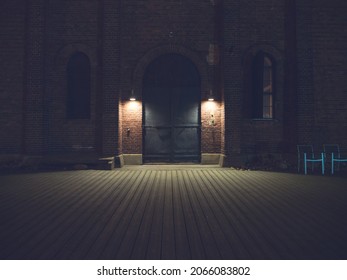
[132,45,209,100]
[52,44,97,110]
[242,43,283,64]
[54,44,97,71]
[52,44,97,95]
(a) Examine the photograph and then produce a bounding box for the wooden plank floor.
[1,166,347,260]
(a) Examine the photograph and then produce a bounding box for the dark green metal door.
[143,54,201,163]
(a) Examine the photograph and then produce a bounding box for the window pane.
[263,57,272,93]
[67,52,91,119]
[262,56,273,119]
[252,52,275,119]
[263,93,273,118]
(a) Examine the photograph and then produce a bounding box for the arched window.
[67,52,91,119]
[252,52,274,119]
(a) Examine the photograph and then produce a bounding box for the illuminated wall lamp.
[208,90,215,101]
[129,89,136,101]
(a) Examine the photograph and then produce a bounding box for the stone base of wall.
[201,153,221,165]
[119,154,143,167]
[219,154,227,167]
[0,153,115,172]
[120,153,223,166]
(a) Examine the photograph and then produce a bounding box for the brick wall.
[223,0,241,165]
[3,1,347,163]
[100,0,121,156]
[118,0,220,157]
[44,0,100,154]
[296,0,315,146]
[120,100,142,154]
[295,0,347,154]
[0,0,26,154]
[201,101,222,153]
[311,1,347,153]
[223,0,288,166]
[283,0,298,154]
[24,0,46,155]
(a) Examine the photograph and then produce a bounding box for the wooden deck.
[0,166,347,260]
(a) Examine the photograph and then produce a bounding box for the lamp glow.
[130,89,136,101]
[208,90,214,101]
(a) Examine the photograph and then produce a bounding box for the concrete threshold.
[121,164,221,170]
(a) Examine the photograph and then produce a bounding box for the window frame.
[252,51,275,120]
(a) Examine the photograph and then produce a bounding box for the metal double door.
[143,86,200,163]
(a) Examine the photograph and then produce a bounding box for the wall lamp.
[129,89,136,101]
[208,89,215,101]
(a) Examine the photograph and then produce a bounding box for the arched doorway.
[143,53,201,163]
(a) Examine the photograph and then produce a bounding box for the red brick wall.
[40,1,100,154]
[296,0,347,154]
[2,0,347,163]
[0,0,26,154]
[100,0,121,156]
[119,100,224,156]
[119,1,220,157]
[220,97,226,156]
[119,99,224,157]
[223,0,289,166]
[296,0,315,147]
[312,1,347,153]
[118,98,123,155]
[120,100,142,154]
[201,101,222,153]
